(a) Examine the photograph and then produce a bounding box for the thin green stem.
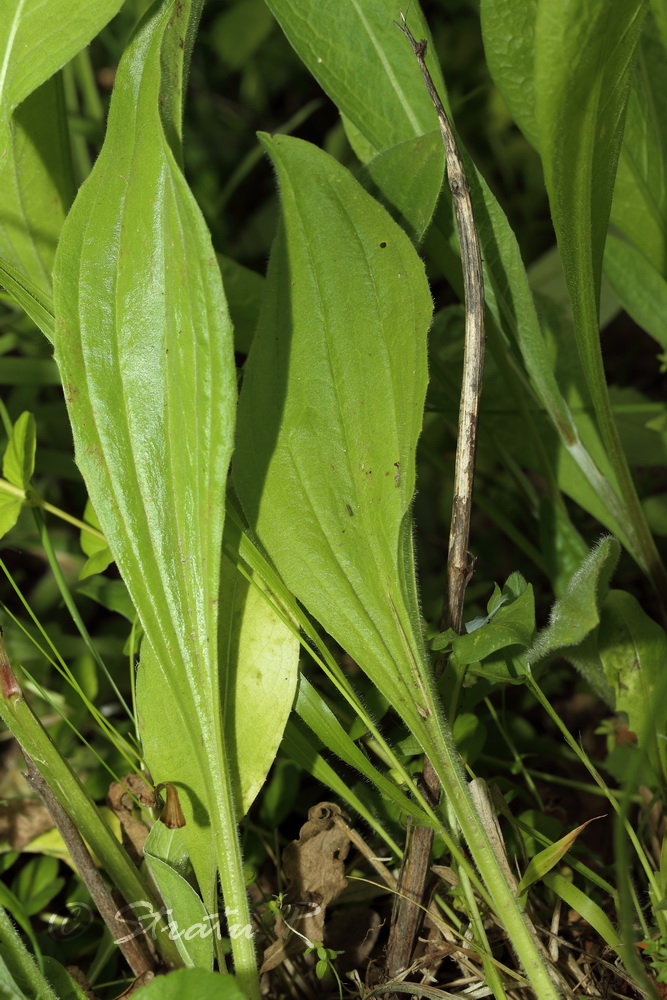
[32,507,135,725]
[0,478,105,540]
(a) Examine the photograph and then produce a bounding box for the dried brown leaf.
[261,802,351,974]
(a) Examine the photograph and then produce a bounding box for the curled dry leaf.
[106,773,154,867]
[261,802,351,974]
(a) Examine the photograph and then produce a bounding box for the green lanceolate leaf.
[264,0,443,154]
[138,526,299,848]
[533,1,667,596]
[52,3,260,994]
[0,0,122,134]
[0,0,120,288]
[267,0,634,559]
[234,133,434,736]
[534,0,645,303]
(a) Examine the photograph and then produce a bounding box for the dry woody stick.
[385,15,487,982]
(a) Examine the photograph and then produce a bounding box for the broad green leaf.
[51,2,251,982]
[532,1,660,586]
[0,0,122,134]
[0,256,55,342]
[359,131,444,243]
[11,856,64,917]
[480,0,538,146]
[542,872,621,950]
[234,134,435,736]
[132,968,247,1000]
[440,575,535,666]
[0,77,74,295]
[267,0,635,562]
[144,823,214,970]
[585,590,667,776]
[218,543,299,815]
[603,235,667,351]
[75,576,135,622]
[611,18,667,276]
[0,493,22,539]
[3,411,35,490]
[517,816,604,896]
[644,494,667,536]
[264,0,443,155]
[527,536,620,667]
[447,576,535,686]
[535,0,645,303]
[138,527,299,882]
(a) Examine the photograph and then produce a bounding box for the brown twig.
[385,13,486,981]
[23,755,158,980]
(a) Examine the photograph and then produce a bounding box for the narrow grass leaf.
[51,3,259,990]
[295,675,435,828]
[0,257,55,342]
[517,816,605,896]
[281,719,401,856]
[543,872,622,950]
[234,134,434,736]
